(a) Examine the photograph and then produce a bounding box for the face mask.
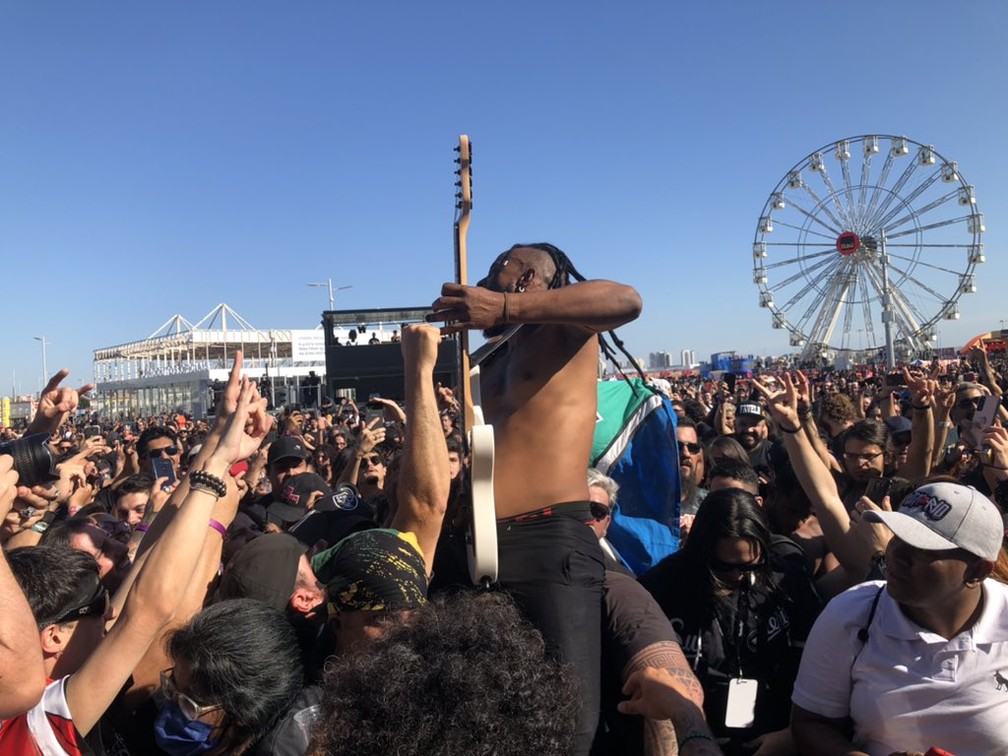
[154,700,218,756]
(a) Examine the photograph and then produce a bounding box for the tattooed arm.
[620,641,718,756]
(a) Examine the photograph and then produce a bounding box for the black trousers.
[496,505,605,756]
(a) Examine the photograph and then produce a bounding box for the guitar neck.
[454,135,476,431]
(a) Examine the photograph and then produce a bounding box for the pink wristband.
[135,524,149,533]
[208,519,227,538]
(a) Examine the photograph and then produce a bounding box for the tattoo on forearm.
[623,641,706,708]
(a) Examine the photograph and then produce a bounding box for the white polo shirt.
[792,579,1008,756]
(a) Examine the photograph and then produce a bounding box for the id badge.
[724,678,758,729]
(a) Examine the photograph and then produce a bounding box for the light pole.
[33,336,48,389]
[306,279,352,311]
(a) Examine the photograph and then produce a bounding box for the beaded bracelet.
[189,470,228,499]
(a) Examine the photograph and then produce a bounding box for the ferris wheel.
[752,134,985,363]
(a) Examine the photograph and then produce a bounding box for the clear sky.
[2,1,1006,396]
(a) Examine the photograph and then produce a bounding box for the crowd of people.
[1,243,1007,755]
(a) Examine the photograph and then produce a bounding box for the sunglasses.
[54,583,110,626]
[160,668,223,721]
[709,557,764,573]
[143,445,179,458]
[589,502,611,520]
[677,441,702,455]
[956,397,984,410]
[361,455,384,466]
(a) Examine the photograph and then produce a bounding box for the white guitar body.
[465,364,498,585]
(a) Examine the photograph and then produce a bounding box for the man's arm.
[0,457,46,718]
[621,641,706,756]
[430,279,642,335]
[899,366,935,481]
[67,362,272,735]
[390,325,450,576]
[618,664,720,755]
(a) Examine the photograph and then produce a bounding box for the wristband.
[678,732,715,750]
[30,521,49,534]
[779,422,802,434]
[208,518,228,538]
[912,403,931,411]
[135,523,149,533]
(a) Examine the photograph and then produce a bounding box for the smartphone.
[151,457,177,488]
[885,373,905,387]
[84,425,101,438]
[865,477,892,504]
[963,395,1000,450]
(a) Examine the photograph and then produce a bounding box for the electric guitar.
[454,135,498,586]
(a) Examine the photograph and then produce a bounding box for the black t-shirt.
[638,536,822,747]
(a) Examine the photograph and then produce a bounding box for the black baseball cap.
[267,436,309,467]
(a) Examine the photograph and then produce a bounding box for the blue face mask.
[154,700,218,756]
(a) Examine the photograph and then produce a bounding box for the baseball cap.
[267,472,332,525]
[885,416,912,436]
[737,403,764,418]
[218,533,306,611]
[864,482,1003,561]
[267,436,309,467]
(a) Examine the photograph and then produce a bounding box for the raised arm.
[899,365,936,481]
[430,279,642,336]
[753,375,879,577]
[0,458,46,718]
[25,369,95,437]
[67,364,271,735]
[390,324,450,576]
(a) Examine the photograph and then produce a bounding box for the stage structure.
[321,307,456,402]
[92,303,334,418]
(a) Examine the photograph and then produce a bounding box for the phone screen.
[151,457,177,488]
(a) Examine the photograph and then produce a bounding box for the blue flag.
[592,379,680,575]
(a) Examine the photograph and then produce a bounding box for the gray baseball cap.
[864,481,1002,562]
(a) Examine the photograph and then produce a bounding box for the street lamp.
[33,336,48,387]
[306,279,353,311]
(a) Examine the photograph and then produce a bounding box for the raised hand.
[0,456,19,522]
[428,283,506,335]
[26,370,95,435]
[751,372,801,431]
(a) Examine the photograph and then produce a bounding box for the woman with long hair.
[639,488,822,755]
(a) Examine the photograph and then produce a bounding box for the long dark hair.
[681,488,776,612]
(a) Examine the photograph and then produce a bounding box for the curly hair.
[308,591,578,756]
[818,392,856,430]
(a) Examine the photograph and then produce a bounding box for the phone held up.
[151,457,177,491]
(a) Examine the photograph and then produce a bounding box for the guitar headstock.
[455,135,473,227]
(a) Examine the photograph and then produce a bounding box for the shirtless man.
[430,243,642,754]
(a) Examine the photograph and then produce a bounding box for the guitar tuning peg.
[453,145,460,153]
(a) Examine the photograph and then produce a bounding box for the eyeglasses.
[160,668,223,721]
[54,583,109,626]
[709,557,764,573]
[844,450,884,462]
[143,445,179,458]
[677,441,702,455]
[361,454,383,466]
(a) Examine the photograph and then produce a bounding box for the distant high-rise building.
[680,349,696,367]
[649,351,673,369]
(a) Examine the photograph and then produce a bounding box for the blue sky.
[2,2,1006,396]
